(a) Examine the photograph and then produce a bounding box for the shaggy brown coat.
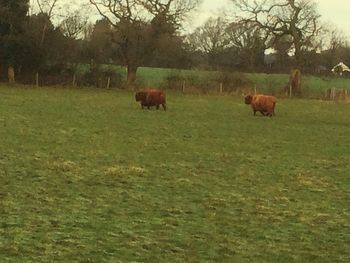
[244,94,276,116]
[135,89,166,111]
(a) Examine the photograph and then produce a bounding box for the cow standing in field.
[244,94,276,117]
[135,89,166,111]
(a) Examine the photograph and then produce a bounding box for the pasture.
[0,85,349,262]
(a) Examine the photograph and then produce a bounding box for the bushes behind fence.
[13,64,125,88]
[160,71,253,94]
[78,65,125,88]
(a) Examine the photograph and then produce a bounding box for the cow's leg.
[156,104,159,110]
[162,103,166,111]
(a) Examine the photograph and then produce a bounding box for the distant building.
[331,62,350,76]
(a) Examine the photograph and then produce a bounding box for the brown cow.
[135,89,166,111]
[244,94,276,117]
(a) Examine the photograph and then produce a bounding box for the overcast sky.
[42,0,350,37]
[193,0,350,36]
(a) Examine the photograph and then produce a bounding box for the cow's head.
[135,91,143,101]
[244,95,253,104]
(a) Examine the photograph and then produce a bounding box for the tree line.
[0,0,349,86]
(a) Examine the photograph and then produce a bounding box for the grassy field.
[0,85,349,262]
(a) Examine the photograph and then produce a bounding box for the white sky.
[192,0,350,36]
[34,0,350,37]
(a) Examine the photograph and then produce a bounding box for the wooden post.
[106,77,111,89]
[332,88,336,100]
[182,80,186,93]
[36,72,39,88]
[72,74,76,87]
[8,66,15,84]
[254,85,257,95]
[219,82,223,94]
[331,88,334,100]
[345,89,348,101]
[289,84,292,98]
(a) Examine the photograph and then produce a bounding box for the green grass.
[1,85,349,262]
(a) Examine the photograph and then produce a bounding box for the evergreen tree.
[0,0,29,70]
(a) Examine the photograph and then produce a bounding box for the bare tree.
[88,0,200,86]
[83,22,95,41]
[318,25,350,69]
[326,27,349,52]
[226,22,266,71]
[231,0,322,68]
[34,0,60,45]
[188,17,230,54]
[138,0,199,28]
[35,0,58,16]
[59,10,88,39]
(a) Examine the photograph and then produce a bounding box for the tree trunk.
[292,37,303,97]
[288,68,302,97]
[292,33,303,69]
[127,64,138,88]
[294,46,302,69]
[40,23,48,46]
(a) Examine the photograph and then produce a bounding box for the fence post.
[289,84,292,98]
[182,80,186,93]
[72,74,76,87]
[331,88,333,100]
[345,89,348,101]
[220,82,223,94]
[254,85,257,95]
[36,72,39,88]
[106,77,111,89]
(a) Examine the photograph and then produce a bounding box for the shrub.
[78,65,125,88]
[216,71,253,93]
[160,70,253,94]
